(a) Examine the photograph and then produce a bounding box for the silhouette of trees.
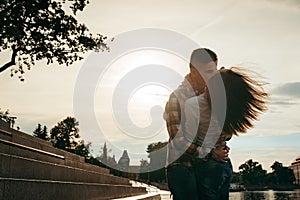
[33,123,49,141]
[238,159,296,188]
[231,172,243,183]
[146,141,168,182]
[0,0,108,80]
[50,116,90,157]
[269,161,295,185]
[238,159,267,186]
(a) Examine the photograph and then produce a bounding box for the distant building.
[118,150,130,172]
[117,150,144,180]
[128,166,141,180]
[290,156,300,185]
[108,155,118,167]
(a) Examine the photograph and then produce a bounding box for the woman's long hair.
[207,67,269,135]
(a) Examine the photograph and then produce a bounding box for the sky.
[1,0,300,172]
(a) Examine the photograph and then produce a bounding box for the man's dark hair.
[190,48,218,64]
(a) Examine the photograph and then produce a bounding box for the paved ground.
[114,181,172,200]
[159,191,172,200]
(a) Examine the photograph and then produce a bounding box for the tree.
[139,159,149,181]
[239,159,267,186]
[270,161,295,185]
[231,172,243,183]
[146,141,168,182]
[0,0,108,80]
[33,123,49,141]
[50,116,94,159]
[50,116,80,151]
[73,140,90,158]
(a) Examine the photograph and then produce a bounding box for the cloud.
[272,82,300,98]
[269,83,300,112]
[270,100,298,106]
[269,95,300,108]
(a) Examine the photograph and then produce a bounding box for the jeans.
[194,158,233,200]
[167,164,199,200]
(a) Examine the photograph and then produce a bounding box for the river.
[229,189,300,200]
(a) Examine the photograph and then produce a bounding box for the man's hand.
[211,146,230,163]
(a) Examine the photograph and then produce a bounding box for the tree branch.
[0,46,19,73]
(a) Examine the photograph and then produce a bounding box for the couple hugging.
[164,48,269,200]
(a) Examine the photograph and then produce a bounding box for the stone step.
[114,193,162,200]
[0,153,131,186]
[0,138,110,174]
[0,178,147,200]
[0,128,84,162]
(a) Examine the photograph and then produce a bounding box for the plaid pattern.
[164,76,231,166]
[164,76,199,165]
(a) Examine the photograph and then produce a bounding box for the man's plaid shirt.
[164,75,200,166]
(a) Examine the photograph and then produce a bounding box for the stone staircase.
[0,123,154,200]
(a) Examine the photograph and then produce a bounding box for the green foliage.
[49,116,99,162]
[147,141,168,153]
[50,116,81,151]
[146,141,168,182]
[231,172,243,183]
[269,161,295,185]
[238,159,296,188]
[73,140,90,158]
[33,123,49,141]
[238,159,267,186]
[0,0,108,80]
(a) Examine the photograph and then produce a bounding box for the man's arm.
[165,92,199,155]
[164,92,181,140]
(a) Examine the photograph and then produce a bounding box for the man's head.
[189,48,218,92]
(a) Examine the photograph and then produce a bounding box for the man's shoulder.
[168,91,178,101]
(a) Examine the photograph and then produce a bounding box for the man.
[164,48,230,200]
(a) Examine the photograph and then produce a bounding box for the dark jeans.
[167,164,199,200]
[194,158,233,200]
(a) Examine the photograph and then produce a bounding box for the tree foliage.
[239,159,267,186]
[238,159,296,187]
[33,123,49,140]
[0,0,108,80]
[50,116,80,151]
[146,141,168,182]
[270,161,295,185]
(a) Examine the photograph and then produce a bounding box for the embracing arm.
[177,96,230,162]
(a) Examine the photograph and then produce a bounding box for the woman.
[172,67,269,199]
